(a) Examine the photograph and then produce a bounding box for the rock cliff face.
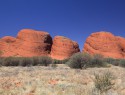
[0,29,80,59]
[51,36,80,60]
[83,31,125,58]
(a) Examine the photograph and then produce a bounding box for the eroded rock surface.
[0,29,80,60]
[51,36,80,60]
[83,31,125,58]
[0,29,52,57]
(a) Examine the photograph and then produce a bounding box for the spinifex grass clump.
[94,71,115,93]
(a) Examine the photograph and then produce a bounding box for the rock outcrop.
[0,29,52,57]
[16,29,52,57]
[0,29,80,59]
[0,36,17,57]
[83,31,125,58]
[51,36,80,60]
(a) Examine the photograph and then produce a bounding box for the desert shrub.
[52,58,69,64]
[91,54,106,67]
[32,57,39,66]
[94,72,115,93]
[9,57,20,66]
[19,57,33,67]
[2,57,21,66]
[1,57,33,66]
[0,57,4,66]
[67,52,92,69]
[0,56,53,67]
[104,57,115,64]
[104,58,124,66]
[119,59,125,67]
[62,58,69,64]
[2,57,13,66]
[112,59,121,66]
[38,56,52,66]
[52,59,62,64]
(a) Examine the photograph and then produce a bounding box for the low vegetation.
[66,52,92,69]
[0,53,125,95]
[0,56,53,67]
[119,59,125,67]
[67,52,125,69]
[94,71,115,93]
[52,58,69,64]
[0,56,69,67]
[67,53,108,69]
[0,53,125,69]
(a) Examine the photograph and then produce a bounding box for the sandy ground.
[0,64,125,95]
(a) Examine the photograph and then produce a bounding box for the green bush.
[52,59,62,64]
[52,58,69,64]
[62,58,69,64]
[2,57,13,66]
[112,59,121,66]
[94,72,115,93]
[104,58,124,66]
[2,54,125,68]
[104,57,115,64]
[91,54,106,67]
[67,52,92,69]
[67,53,108,69]
[19,57,33,67]
[0,56,52,67]
[119,59,125,67]
[0,57,4,66]
[38,56,52,66]
[1,57,34,66]
[32,57,39,66]
[9,57,20,66]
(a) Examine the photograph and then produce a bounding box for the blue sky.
[0,0,125,50]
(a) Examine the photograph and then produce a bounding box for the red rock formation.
[0,29,79,60]
[0,29,52,57]
[83,31,125,58]
[16,29,52,57]
[0,36,17,57]
[2,36,16,43]
[51,36,80,60]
